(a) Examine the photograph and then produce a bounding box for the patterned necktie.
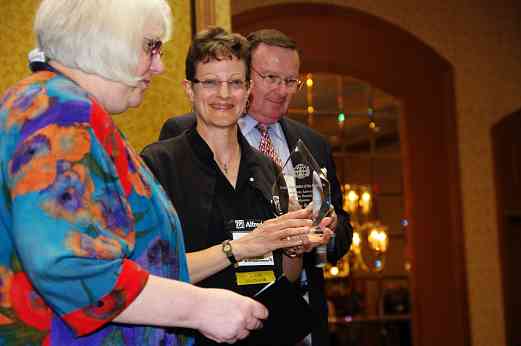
[256,124,283,167]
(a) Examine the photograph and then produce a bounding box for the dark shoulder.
[164,112,196,129]
[141,134,187,161]
[282,117,328,143]
[159,112,196,140]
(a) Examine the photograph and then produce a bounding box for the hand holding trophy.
[272,139,334,267]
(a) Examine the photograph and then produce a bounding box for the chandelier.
[294,72,392,278]
[324,183,390,278]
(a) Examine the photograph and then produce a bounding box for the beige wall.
[2,1,520,344]
[0,0,192,151]
[194,0,232,32]
[230,1,521,346]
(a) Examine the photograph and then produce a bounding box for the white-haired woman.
[0,1,267,345]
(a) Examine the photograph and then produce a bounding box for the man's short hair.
[246,29,298,53]
[35,0,172,86]
[185,27,251,81]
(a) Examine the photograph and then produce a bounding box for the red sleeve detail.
[10,273,52,332]
[89,100,131,196]
[61,259,149,336]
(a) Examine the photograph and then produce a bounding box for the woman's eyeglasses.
[144,38,163,58]
[191,78,250,92]
[251,67,302,91]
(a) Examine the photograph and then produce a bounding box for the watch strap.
[222,239,239,268]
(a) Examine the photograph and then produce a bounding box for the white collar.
[238,114,284,140]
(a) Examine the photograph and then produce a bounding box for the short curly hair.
[185,27,251,81]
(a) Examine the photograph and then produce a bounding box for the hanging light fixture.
[324,86,390,277]
[359,221,389,272]
[294,74,392,277]
[336,184,389,273]
[342,184,372,215]
[306,73,314,126]
[343,184,359,213]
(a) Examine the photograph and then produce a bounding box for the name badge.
[236,271,276,286]
[231,219,274,267]
[226,219,276,286]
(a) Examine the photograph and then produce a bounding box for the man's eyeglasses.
[144,38,163,59]
[251,67,303,91]
[191,78,250,92]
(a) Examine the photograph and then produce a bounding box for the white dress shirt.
[238,114,295,175]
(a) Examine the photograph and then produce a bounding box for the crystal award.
[272,139,333,267]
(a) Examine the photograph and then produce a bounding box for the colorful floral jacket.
[0,71,193,345]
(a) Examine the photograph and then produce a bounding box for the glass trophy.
[272,139,333,267]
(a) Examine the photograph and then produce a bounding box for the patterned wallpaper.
[0,0,192,152]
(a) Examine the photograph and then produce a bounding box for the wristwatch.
[222,240,239,268]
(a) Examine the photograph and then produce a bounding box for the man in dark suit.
[158,29,352,346]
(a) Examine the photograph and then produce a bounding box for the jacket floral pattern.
[0,71,192,345]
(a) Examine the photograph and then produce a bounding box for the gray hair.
[34,0,172,86]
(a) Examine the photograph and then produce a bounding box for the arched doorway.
[233,4,469,346]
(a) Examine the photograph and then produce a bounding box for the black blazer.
[159,113,353,346]
[143,128,280,254]
[143,128,294,345]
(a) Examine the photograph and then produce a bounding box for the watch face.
[224,244,232,252]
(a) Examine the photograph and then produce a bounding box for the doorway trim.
[233,4,469,346]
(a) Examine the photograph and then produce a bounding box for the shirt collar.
[238,114,257,136]
[239,113,285,141]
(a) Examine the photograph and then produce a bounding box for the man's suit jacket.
[159,113,353,346]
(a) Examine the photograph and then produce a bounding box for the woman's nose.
[217,81,231,97]
[150,54,165,74]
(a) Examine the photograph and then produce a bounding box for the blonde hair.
[34,0,172,86]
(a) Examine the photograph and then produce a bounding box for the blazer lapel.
[279,117,300,152]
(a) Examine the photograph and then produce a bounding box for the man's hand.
[284,208,337,257]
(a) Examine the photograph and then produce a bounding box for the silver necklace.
[216,146,239,175]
